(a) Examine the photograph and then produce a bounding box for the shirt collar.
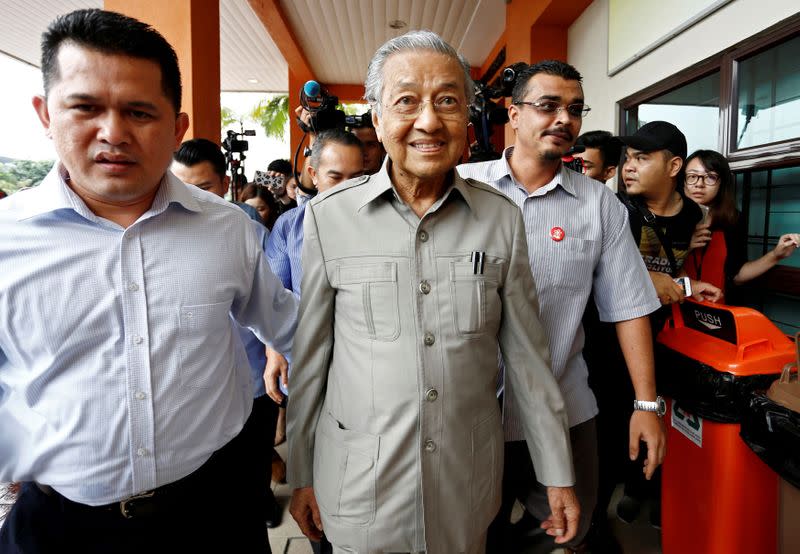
[493,146,578,198]
[357,158,475,213]
[16,163,201,222]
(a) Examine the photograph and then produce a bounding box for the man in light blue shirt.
[0,9,297,553]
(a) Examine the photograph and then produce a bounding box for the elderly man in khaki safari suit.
[287,30,579,554]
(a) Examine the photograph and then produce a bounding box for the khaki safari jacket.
[287,164,573,554]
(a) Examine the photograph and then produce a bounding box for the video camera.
[468,62,528,162]
[297,80,373,133]
[221,125,256,200]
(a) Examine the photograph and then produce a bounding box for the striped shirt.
[457,148,659,437]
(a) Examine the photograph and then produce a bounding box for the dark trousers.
[252,393,280,520]
[487,419,598,553]
[0,408,270,554]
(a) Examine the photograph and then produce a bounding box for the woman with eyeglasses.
[683,149,799,294]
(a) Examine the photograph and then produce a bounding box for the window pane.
[748,186,767,236]
[761,294,800,335]
[736,34,800,148]
[630,72,720,153]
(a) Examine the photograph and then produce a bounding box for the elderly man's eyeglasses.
[685,173,719,187]
[514,101,591,118]
[385,96,465,119]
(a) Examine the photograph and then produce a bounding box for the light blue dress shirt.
[0,165,298,505]
[266,196,309,296]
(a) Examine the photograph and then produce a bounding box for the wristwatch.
[633,396,666,416]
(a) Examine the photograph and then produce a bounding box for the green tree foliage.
[249,95,289,140]
[220,106,240,128]
[0,159,53,195]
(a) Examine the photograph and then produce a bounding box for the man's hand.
[540,486,580,544]
[290,487,323,541]
[650,271,684,305]
[264,347,288,404]
[629,411,666,480]
[690,279,723,303]
[689,222,712,250]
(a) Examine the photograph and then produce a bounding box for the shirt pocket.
[313,411,379,526]
[539,237,598,293]
[449,261,502,338]
[336,262,400,341]
[178,300,234,389]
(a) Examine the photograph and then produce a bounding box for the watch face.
[657,396,667,416]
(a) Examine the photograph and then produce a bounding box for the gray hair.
[364,30,475,116]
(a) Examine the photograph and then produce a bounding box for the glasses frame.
[514,100,591,118]
[383,97,466,120]
[685,173,720,186]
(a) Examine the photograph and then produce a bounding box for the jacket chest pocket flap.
[336,262,400,341]
[449,261,502,337]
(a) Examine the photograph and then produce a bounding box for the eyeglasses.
[384,96,465,120]
[685,173,719,187]
[514,101,591,118]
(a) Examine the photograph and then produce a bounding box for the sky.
[0,53,289,180]
[0,54,55,161]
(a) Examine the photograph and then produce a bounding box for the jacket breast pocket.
[313,412,380,526]
[336,262,400,341]
[178,300,234,389]
[449,261,502,338]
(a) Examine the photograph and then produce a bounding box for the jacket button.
[423,332,435,346]
[426,388,438,402]
[418,230,429,242]
[419,280,431,294]
[424,439,436,452]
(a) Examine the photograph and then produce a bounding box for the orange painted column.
[105,0,221,144]
[497,0,591,145]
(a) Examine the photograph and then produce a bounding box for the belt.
[35,482,179,519]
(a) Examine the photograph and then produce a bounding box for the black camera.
[345,112,373,129]
[468,62,528,162]
[222,129,255,153]
[221,126,256,200]
[298,80,345,132]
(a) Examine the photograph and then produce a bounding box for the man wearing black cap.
[615,121,722,527]
[619,121,722,312]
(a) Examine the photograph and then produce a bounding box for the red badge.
[550,227,565,242]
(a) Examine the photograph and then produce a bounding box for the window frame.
[618,13,800,172]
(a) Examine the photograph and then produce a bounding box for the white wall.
[568,0,800,135]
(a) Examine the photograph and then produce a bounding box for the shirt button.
[419,280,431,294]
[423,332,435,346]
[128,282,139,292]
[424,439,436,452]
[418,230,429,242]
[135,391,146,400]
[137,447,147,457]
[133,335,144,345]
[425,388,439,402]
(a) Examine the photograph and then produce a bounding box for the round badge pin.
[550,227,565,242]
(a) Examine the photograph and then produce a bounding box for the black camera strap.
[619,193,679,277]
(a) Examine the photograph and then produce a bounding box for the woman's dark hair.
[240,184,280,230]
[685,150,739,230]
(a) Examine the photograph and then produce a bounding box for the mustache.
[542,129,574,141]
